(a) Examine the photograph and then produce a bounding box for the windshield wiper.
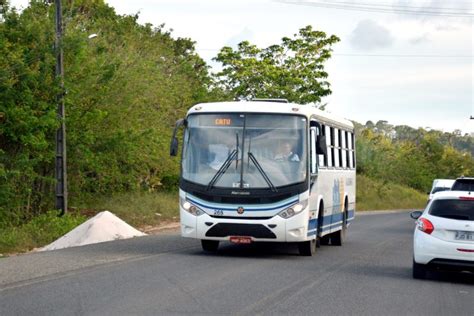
[248,152,277,192]
[207,133,240,191]
[206,149,238,191]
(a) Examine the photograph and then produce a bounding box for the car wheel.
[201,240,219,252]
[412,259,427,279]
[298,239,317,256]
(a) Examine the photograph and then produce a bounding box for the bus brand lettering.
[215,118,232,126]
[231,191,250,195]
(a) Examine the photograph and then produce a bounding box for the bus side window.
[340,129,346,168]
[352,132,356,169]
[328,126,334,167]
[318,124,327,167]
[333,128,340,168]
[345,131,350,168]
[348,132,355,169]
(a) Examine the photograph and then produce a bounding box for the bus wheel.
[331,227,345,246]
[298,239,317,256]
[201,240,219,252]
[331,207,347,246]
[317,203,328,246]
[320,235,330,245]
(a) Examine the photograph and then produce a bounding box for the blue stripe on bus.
[308,218,318,230]
[307,209,355,236]
[187,196,298,212]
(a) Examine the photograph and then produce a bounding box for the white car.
[411,191,474,279]
[427,179,454,202]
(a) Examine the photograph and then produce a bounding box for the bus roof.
[188,101,354,130]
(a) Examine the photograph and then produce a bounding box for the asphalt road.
[1,211,473,316]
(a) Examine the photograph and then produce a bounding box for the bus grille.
[205,223,277,239]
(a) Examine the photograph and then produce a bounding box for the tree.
[213,25,340,105]
[0,0,216,224]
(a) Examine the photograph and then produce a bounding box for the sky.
[10,0,474,134]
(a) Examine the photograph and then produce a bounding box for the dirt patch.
[141,221,180,235]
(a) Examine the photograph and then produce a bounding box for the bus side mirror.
[316,135,327,156]
[170,138,179,156]
[170,118,185,157]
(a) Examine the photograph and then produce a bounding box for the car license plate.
[455,231,474,241]
[230,236,252,244]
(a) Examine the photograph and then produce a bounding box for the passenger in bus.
[274,141,300,162]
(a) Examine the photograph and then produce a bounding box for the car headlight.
[278,200,308,219]
[180,197,205,216]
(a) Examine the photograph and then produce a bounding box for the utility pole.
[55,0,67,215]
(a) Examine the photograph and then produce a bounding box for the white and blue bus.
[170,100,356,255]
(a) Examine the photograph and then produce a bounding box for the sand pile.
[41,211,146,251]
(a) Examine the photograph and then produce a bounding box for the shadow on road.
[424,270,474,285]
[346,263,474,285]
[188,242,305,259]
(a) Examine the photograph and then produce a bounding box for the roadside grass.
[357,175,427,211]
[0,211,86,255]
[73,191,179,229]
[1,179,426,255]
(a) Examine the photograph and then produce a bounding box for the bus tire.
[201,240,219,252]
[298,239,317,256]
[331,202,348,246]
[317,202,328,246]
[331,227,345,246]
[320,235,330,245]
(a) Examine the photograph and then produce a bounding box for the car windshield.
[429,199,474,221]
[432,187,450,194]
[452,179,474,191]
[182,113,307,189]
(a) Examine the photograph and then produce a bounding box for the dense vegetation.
[356,121,474,192]
[1,0,218,227]
[1,0,473,253]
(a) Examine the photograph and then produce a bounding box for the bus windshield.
[182,113,307,189]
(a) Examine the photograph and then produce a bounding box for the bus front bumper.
[180,208,312,243]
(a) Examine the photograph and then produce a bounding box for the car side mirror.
[410,211,423,220]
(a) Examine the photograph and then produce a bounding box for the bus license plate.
[455,231,474,241]
[230,236,252,244]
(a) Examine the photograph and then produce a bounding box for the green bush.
[0,211,86,254]
[356,175,427,211]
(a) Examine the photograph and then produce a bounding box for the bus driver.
[274,141,300,162]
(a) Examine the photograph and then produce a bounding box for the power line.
[278,0,474,18]
[283,2,474,17]
[310,0,474,13]
[200,48,473,58]
[333,53,474,58]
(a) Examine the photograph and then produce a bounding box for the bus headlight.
[278,200,308,219]
[180,197,205,216]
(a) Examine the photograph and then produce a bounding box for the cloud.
[225,27,255,48]
[409,33,430,45]
[393,0,472,24]
[434,24,460,32]
[349,19,395,51]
